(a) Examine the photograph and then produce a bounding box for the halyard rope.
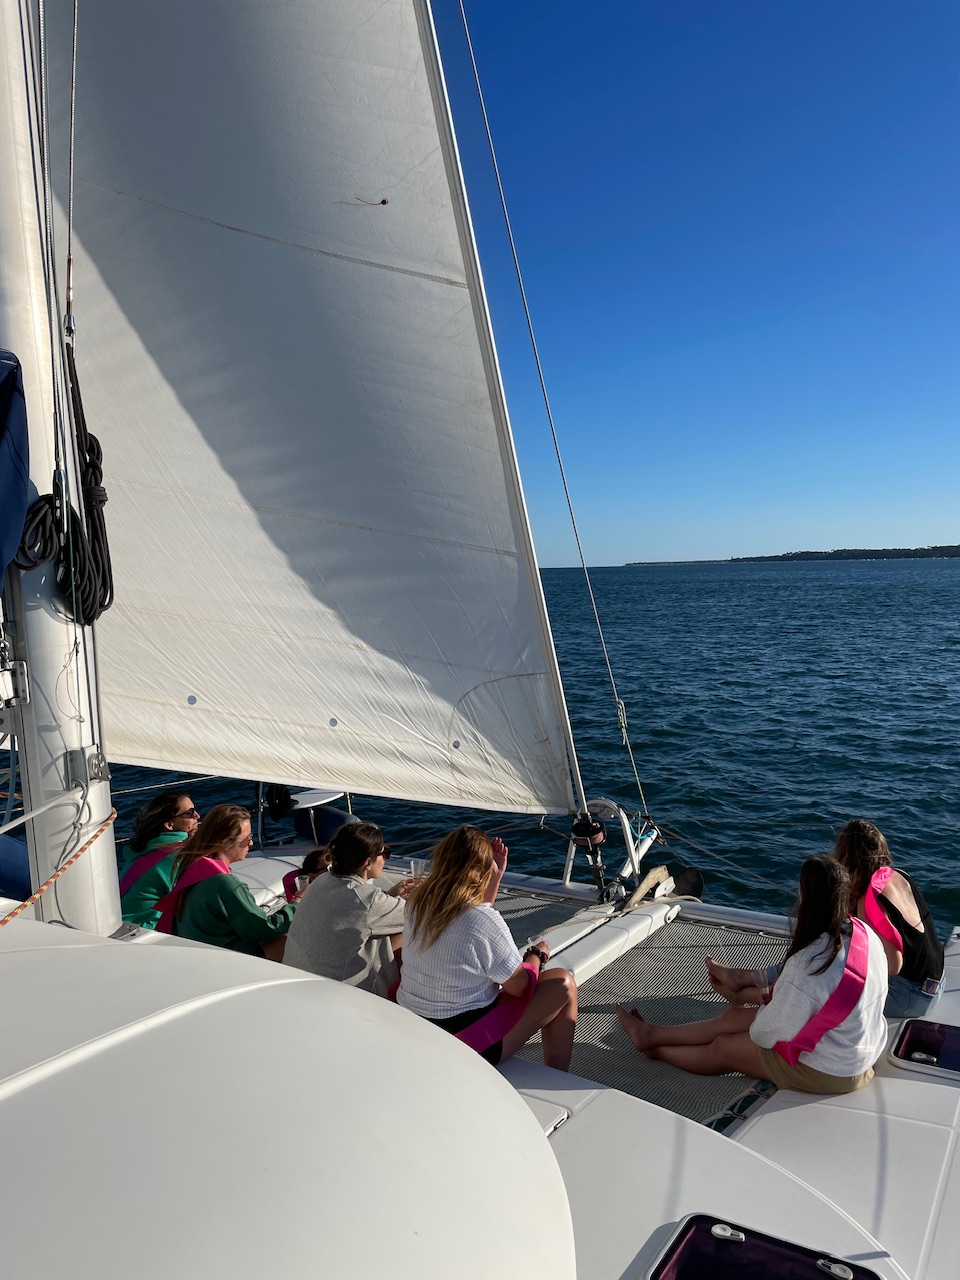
[455,1,649,813]
[0,808,117,928]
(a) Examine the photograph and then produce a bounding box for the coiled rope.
[0,807,117,928]
[14,0,113,626]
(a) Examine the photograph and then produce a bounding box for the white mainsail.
[47,0,583,813]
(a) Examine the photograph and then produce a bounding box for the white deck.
[0,917,575,1279]
[501,1057,910,1279]
[5,858,956,1278]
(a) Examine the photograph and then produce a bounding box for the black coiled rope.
[14,343,114,626]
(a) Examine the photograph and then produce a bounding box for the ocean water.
[110,559,960,935]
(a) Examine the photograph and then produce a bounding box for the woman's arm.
[500,940,549,997]
[483,838,508,904]
[366,887,406,938]
[222,878,296,942]
[749,947,833,1047]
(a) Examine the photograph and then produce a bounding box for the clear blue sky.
[435,1,959,566]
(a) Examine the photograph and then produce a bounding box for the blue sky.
[435,1,959,566]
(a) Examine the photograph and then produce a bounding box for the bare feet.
[705,957,755,1005]
[616,1002,653,1053]
[705,956,743,989]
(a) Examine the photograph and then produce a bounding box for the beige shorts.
[757,1046,875,1094]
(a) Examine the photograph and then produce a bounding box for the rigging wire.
[110,774,219,797]
[65,0,78,323]
[455,0,648,813]
[1,745,16,832]
[658,825,794,897]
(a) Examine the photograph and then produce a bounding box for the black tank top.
[876,870,944,984]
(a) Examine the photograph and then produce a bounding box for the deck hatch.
[646,1213,883,1280]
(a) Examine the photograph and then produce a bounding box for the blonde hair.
[173,804,250,880]
[406,826,493,950]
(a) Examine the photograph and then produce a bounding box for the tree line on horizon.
[730,545,960,563]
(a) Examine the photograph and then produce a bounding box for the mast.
[0,0,120,935]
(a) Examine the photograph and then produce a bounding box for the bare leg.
[705,956,755,991]
[710,978,766,1007]
[705,957,768,1006]
[501,968,578,1072]
[617,1003,757,1053]
[651,1030,768,1078]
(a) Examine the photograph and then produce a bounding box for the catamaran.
[1,2,957,1276]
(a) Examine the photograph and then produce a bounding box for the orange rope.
[0,807,117,928]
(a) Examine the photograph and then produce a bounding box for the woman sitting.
[156,804,297,960]
[281,845,333,903]
[119,792,200,929]
[397,826,578,1071]
[283,823,409,996]
[618,856,888,1094]
[834,818,944,1018]
[706,819,945,1020]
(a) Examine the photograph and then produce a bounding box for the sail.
[45,0,581,813]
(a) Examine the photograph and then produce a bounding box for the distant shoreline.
[624,545,960,566]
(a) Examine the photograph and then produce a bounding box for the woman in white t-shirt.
[397,826,578,1070]
[616,856,889,1094]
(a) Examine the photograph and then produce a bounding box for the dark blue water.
[110,560,960,934]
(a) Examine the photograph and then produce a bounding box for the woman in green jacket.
[156,804,297,960]
[120,791,201,928]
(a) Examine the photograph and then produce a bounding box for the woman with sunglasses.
[156,804,298,960]
[119,792,201,929]
[283,822,413,995]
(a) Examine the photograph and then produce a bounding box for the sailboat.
[1,2,957,1276]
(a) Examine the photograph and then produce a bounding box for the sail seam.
[103,622,539,680]
[68,174,470,289]
[114,480,520,557]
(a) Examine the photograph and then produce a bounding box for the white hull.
[4,856,946,1277]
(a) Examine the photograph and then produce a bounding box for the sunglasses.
[379,845,392,860]
[176,807,200,819]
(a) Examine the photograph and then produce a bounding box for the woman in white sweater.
[283,823,413,996]
[398,826,578,1069]
[617,857,889,1094]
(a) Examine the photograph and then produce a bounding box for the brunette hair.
[172,804,250,880]
[128,792,190,854]
[328,823,385,877]
[405,825,493,950]
[832,819,891,900]
[301,847,330,876]
[783,855,852,975]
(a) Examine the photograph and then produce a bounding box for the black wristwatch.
[524,946,548,968]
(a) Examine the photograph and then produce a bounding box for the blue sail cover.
[0,352,29,575]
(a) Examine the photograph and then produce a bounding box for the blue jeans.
[884,973,942,1020]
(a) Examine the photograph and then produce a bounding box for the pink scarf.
[155,857,230,934]
[118,844,184,898]
[773,918,870,1066]
[455,962,539,1052]
[389,962,539,1055]
[864,865,904,953]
